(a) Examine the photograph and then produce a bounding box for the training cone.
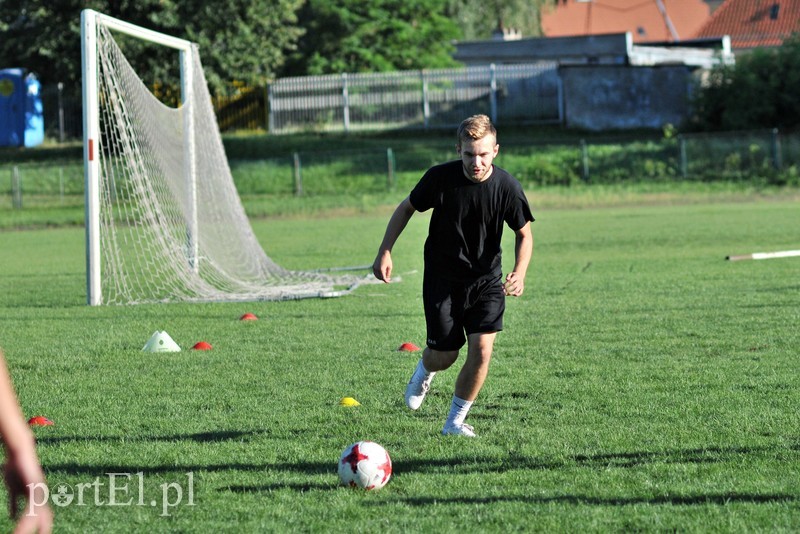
[142,331,181,353]
[339,397,361,407]
[398,342,421,352]
[240,313,258,321]
[192,341,212,351]
[28,416,54,427]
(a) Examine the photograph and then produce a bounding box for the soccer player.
[0,349,53,532]
[373,114,534,437]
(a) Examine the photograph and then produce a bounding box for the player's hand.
[4,449,53,533]
[503,272,524,297]
[373,250,393,283]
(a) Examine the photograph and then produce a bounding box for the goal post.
[82,9,196,305]
[81,10,365,305]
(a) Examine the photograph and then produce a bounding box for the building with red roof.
[694,0,800,50]
[541,0,712,43]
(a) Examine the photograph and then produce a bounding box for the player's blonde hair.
[457,114,497,145]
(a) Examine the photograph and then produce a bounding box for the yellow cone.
[339,397,361,407]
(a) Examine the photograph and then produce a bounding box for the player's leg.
[441,332,496,437]
[442,276,504,437]
[405,274,465,410]
[454,331,497,401]
[405,347,458,410]
[423,347,459,372]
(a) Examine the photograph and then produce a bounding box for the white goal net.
[82,11,366,305]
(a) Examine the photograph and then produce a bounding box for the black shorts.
[422,272,505,351]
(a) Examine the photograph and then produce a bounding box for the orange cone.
[240,313,258,321]
[398,342,421,352]
[28,416,54,427]
[192,341,212,350]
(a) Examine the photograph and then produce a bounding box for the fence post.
[387,148,395,191]
[293,152,303,196]
[263,86,270,132]
[679,136,688,178]
[59,167,65,203]
[771,128,782,170]
[421,70,430,129]
[12,166,22,209]
[580,140,589,182]
[489,63,498,124]
[57,82,65,143]
[342,73,350,133]
[267,84,275,134]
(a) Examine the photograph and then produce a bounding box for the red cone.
[398,342,421,352]
[240,313,258,321]
[192,341,212,350]
[28,416,54,427]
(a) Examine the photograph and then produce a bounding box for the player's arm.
[373,196,417,283]
[0,349,53,533]
[504,222,533,297]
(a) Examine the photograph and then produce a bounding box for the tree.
[282,0,460,76]
[176,0,304,92]
[446,0,555,41]
[0,0,304,96]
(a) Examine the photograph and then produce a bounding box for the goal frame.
[81,9,198,305]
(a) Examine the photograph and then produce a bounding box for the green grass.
[0,196,799,531]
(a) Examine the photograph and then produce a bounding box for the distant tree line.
[0,0,552,95]
[4,1,796,132]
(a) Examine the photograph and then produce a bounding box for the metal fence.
[268,63,562,134]
[3,129,797,208]
[36,63,561,140]
[40,84,83,142]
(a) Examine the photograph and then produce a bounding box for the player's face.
[457,135,499,183]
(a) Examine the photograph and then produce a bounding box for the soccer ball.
[338,441,392,490]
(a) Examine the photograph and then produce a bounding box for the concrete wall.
[561,65,692,130]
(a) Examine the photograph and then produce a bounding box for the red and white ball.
[338,441,392,490]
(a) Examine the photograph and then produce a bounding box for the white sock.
[411,359,435,382]
[445,395,473,427]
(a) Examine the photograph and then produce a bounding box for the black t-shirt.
[409,160,534,282]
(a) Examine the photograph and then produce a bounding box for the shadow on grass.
[373,493,796,507]
[391,444,799,473]
[35,429,282,447]
[38,437,799,499]
[43,460,332,477]
[225,482,335,493]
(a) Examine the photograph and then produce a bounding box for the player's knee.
[424,348,459,370]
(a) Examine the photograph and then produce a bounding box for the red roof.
[541,0,711,43]
[694,0,800,49]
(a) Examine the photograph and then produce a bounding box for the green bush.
[690,34,800,131]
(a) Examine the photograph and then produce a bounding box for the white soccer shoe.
[441,423,476,437]
[404,373,434,410]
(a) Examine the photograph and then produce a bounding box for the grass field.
[0,194,798,532]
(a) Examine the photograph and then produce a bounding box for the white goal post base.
[726,250,800,261]
[81,10,367,305]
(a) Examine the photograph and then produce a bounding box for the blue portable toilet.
[0,68,44,147]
